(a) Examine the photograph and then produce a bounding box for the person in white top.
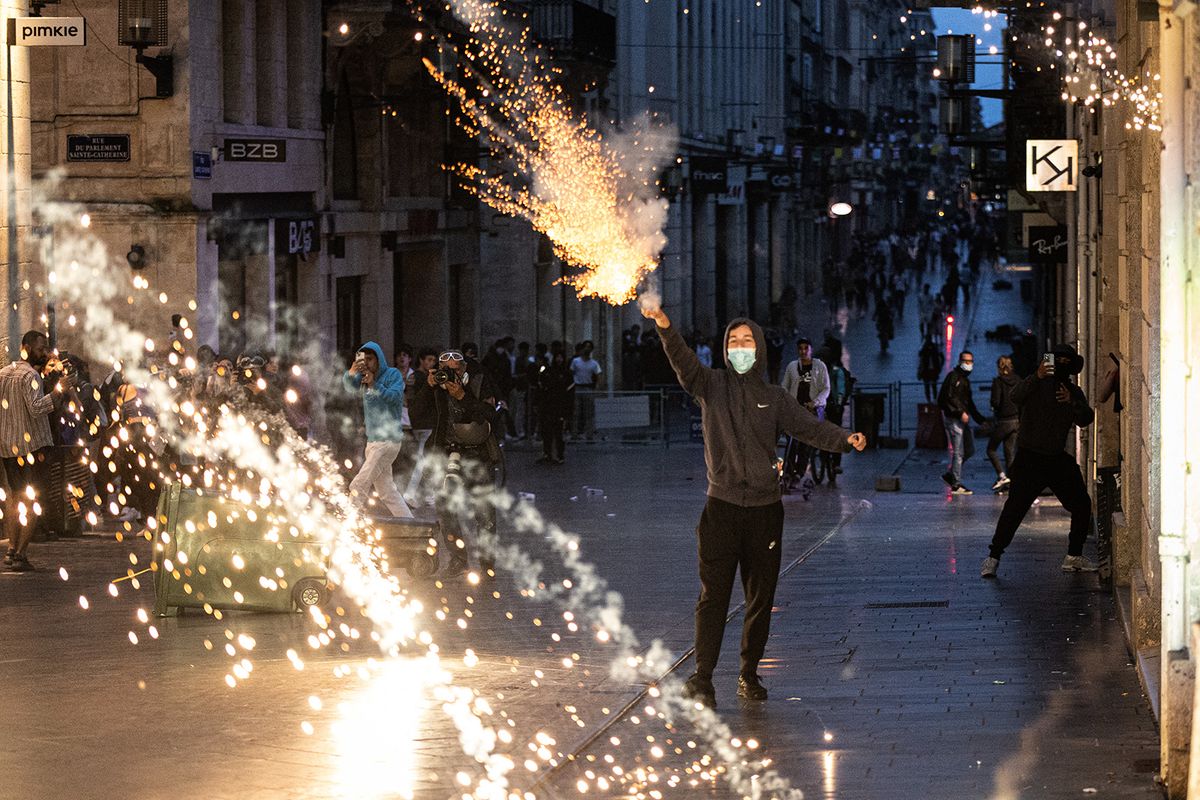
[569,342,602,438]
[569,346,602,387]
[780,337,830,418]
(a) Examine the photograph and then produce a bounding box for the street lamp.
[828,201,853,217]
[117,0,173,98]
[935,35,976,84]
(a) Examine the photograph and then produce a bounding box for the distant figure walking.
[917,337,944,403]
[987,355,1020,492]
[937,350,987,495]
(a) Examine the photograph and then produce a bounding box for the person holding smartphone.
[981,345,1096,578]
[342,342,412,519]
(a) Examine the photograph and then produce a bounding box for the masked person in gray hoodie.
[642,303,867,707]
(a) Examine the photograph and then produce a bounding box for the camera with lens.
[236,355,265,384]
[433,367,459,386]
[55,351,80,380]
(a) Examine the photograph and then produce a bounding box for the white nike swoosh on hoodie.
[757,403,770,408]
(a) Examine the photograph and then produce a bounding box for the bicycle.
[780,435,831,499]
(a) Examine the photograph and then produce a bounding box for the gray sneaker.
[1061,555,1098,572]
[980,557,999,578]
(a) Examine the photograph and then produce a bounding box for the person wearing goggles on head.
[343,342,412,520]
[641,303,867,708]
[424,349,504,577]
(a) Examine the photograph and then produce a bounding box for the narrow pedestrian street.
[0,256,1160,799]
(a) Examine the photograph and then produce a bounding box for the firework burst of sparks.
[416,0,675,305]
[29,174,805,798]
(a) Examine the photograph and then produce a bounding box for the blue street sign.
[193,151,212,180]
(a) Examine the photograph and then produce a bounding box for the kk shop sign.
[1026,139,1078,192]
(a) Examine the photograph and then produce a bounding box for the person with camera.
[236,354,284,417]
[980,345,1096,578]
[1,331,78,571]
[403,348,439,507]
[641,303,867,708]
[426,349,503,577]
[342,342,412,519]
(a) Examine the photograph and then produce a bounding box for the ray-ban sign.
[1026,139,1078,192]
[7,17,87,47]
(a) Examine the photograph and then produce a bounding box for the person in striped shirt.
[1,330,74,572]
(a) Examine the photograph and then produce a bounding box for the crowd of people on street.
[0,318,320,572]
[0,207,1106,606]
[0,205,1114,724]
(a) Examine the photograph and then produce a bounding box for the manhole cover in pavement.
[863,600,949,609]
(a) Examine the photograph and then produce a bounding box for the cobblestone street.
[0,265,1161,799]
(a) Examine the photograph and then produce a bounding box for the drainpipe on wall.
[1158,1,1191,793]
[1158,0,1189,658]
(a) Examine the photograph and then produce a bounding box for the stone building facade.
[1065,0,1200,795]
[1,0,34,359]
[31,0,326,361]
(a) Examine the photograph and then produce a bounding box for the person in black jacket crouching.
[642,302,867,708]
[980,345,1096,578]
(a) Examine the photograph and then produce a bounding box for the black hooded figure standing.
[642,303,868,707]
[980,344,1096,578]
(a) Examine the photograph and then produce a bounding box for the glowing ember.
[417,0,675,305]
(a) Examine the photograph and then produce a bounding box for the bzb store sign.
[225,138,287,163]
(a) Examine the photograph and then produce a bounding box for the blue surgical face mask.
[728,348,757,374]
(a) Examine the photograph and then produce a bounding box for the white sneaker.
[980,557,999,578]
[991,476,1010,492]
[1061,555,1098,572]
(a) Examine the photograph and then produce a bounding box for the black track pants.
[989,450,1092,559]
[693,496,784,679]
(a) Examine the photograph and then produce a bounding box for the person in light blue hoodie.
[342,341,412,518]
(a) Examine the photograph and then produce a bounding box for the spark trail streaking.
[417,0,675,305]
[27,185,806,798]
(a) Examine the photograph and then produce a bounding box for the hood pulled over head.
[1051,344,1084,376]
[723,317,767,379]
[357,341,389,370]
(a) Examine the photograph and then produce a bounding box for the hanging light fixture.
[118,0,173,98]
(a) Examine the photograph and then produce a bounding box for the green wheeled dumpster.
[371,515,441,579]
[152,485,441,617]
[153,483,330,617]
